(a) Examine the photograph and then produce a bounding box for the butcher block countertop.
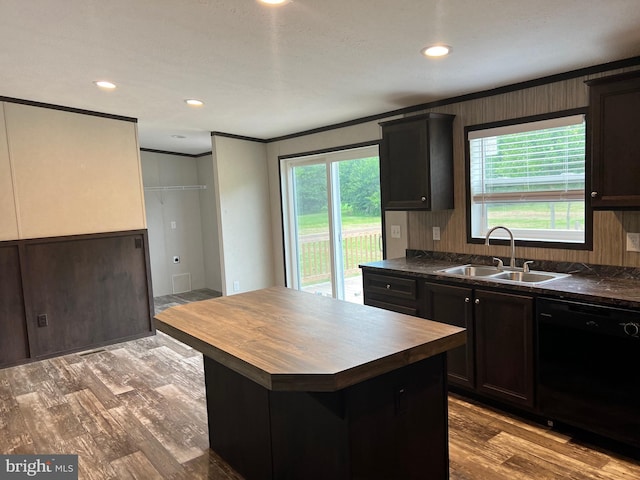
[154,286,465,392]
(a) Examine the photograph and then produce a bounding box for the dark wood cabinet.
[363,271,419,316]
[474,289,534,408]
[0,245,30,367]
[364,270,535,408]
[423,282,474,389]
[423,282,534,407]
[587,70,640,208]
[379,113,455,211]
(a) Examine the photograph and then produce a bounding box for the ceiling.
[2,1,640,155]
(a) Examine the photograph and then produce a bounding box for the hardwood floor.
[1,289,638,479]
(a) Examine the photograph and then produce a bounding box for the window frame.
[464,108,592,250]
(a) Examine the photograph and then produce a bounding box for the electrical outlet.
[390,225,401,239]
[170,221,177,229]
[173,256,180,264]
[37,314,48,327]
[626,232,640,252]
[233,280,240,292]
[432,226,441,241]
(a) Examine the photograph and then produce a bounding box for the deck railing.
[300,232,382,285]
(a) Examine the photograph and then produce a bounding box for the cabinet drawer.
[363,273,417,300]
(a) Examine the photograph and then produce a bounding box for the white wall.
[197,154,223,293]
[212,135,274,295]
[141,151,208,297]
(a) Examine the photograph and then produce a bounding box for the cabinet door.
[474,289,534,408]
[589,72,640,207]
[423,282,474,389]
[0,245,29,366]
[380,117,431,210]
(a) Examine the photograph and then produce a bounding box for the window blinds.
[469,115,586,204]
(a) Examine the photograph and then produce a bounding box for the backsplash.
[405,64,640,269]
[407,250,640,280]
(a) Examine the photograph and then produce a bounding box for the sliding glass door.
[282,145,382,303]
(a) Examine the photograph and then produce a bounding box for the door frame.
[278,141,382,297]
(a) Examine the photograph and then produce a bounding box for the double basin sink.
[437,264,569,285]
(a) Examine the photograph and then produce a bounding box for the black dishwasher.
[537,297,640,449]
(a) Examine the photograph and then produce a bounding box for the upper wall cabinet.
[0,104,19,241]
[587,71,640,208]
[3,102,146,239]
[379,113,455,211]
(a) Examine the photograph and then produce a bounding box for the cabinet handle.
[386,284,391,289]
[465,297,470,303]
[475,299,480,304]
[591,191,598,198]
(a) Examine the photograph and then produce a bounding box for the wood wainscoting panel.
[21,231,153,359]
[0,244,29,366]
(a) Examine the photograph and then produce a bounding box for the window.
[465,109,589,248]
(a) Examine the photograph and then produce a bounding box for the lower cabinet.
[423,282,474,389]
[423,283,534,407]
[363,270,535,409]
[473,289,534,408]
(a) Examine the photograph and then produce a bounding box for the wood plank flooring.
[1,289,638,479]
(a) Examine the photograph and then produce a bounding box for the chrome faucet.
[485,226,516,268]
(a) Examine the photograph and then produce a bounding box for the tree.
[293,157,381,217]
[338,157,380,216]
[294,164,327,215]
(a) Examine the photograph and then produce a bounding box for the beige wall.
[0,104,19,240]
[266,66,640,286]
[213,135,274,295]
[3,102,145,239]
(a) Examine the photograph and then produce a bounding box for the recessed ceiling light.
[257,0,290,5]
[185,99,204,107]
[171,135,187,139]
[94,80,117,90]
[421,45,452,57]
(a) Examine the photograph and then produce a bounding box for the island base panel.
[204,354,449,480]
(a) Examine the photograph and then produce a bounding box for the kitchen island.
[154,286,465,480]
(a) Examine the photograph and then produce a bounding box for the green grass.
[296,213,381,235]
[486,202,584,230]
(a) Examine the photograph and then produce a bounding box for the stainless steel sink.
[437,264,568,284]
[491,271,564,283]
[441,265,502,277]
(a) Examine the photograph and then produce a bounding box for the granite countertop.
[360,255,640,309]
